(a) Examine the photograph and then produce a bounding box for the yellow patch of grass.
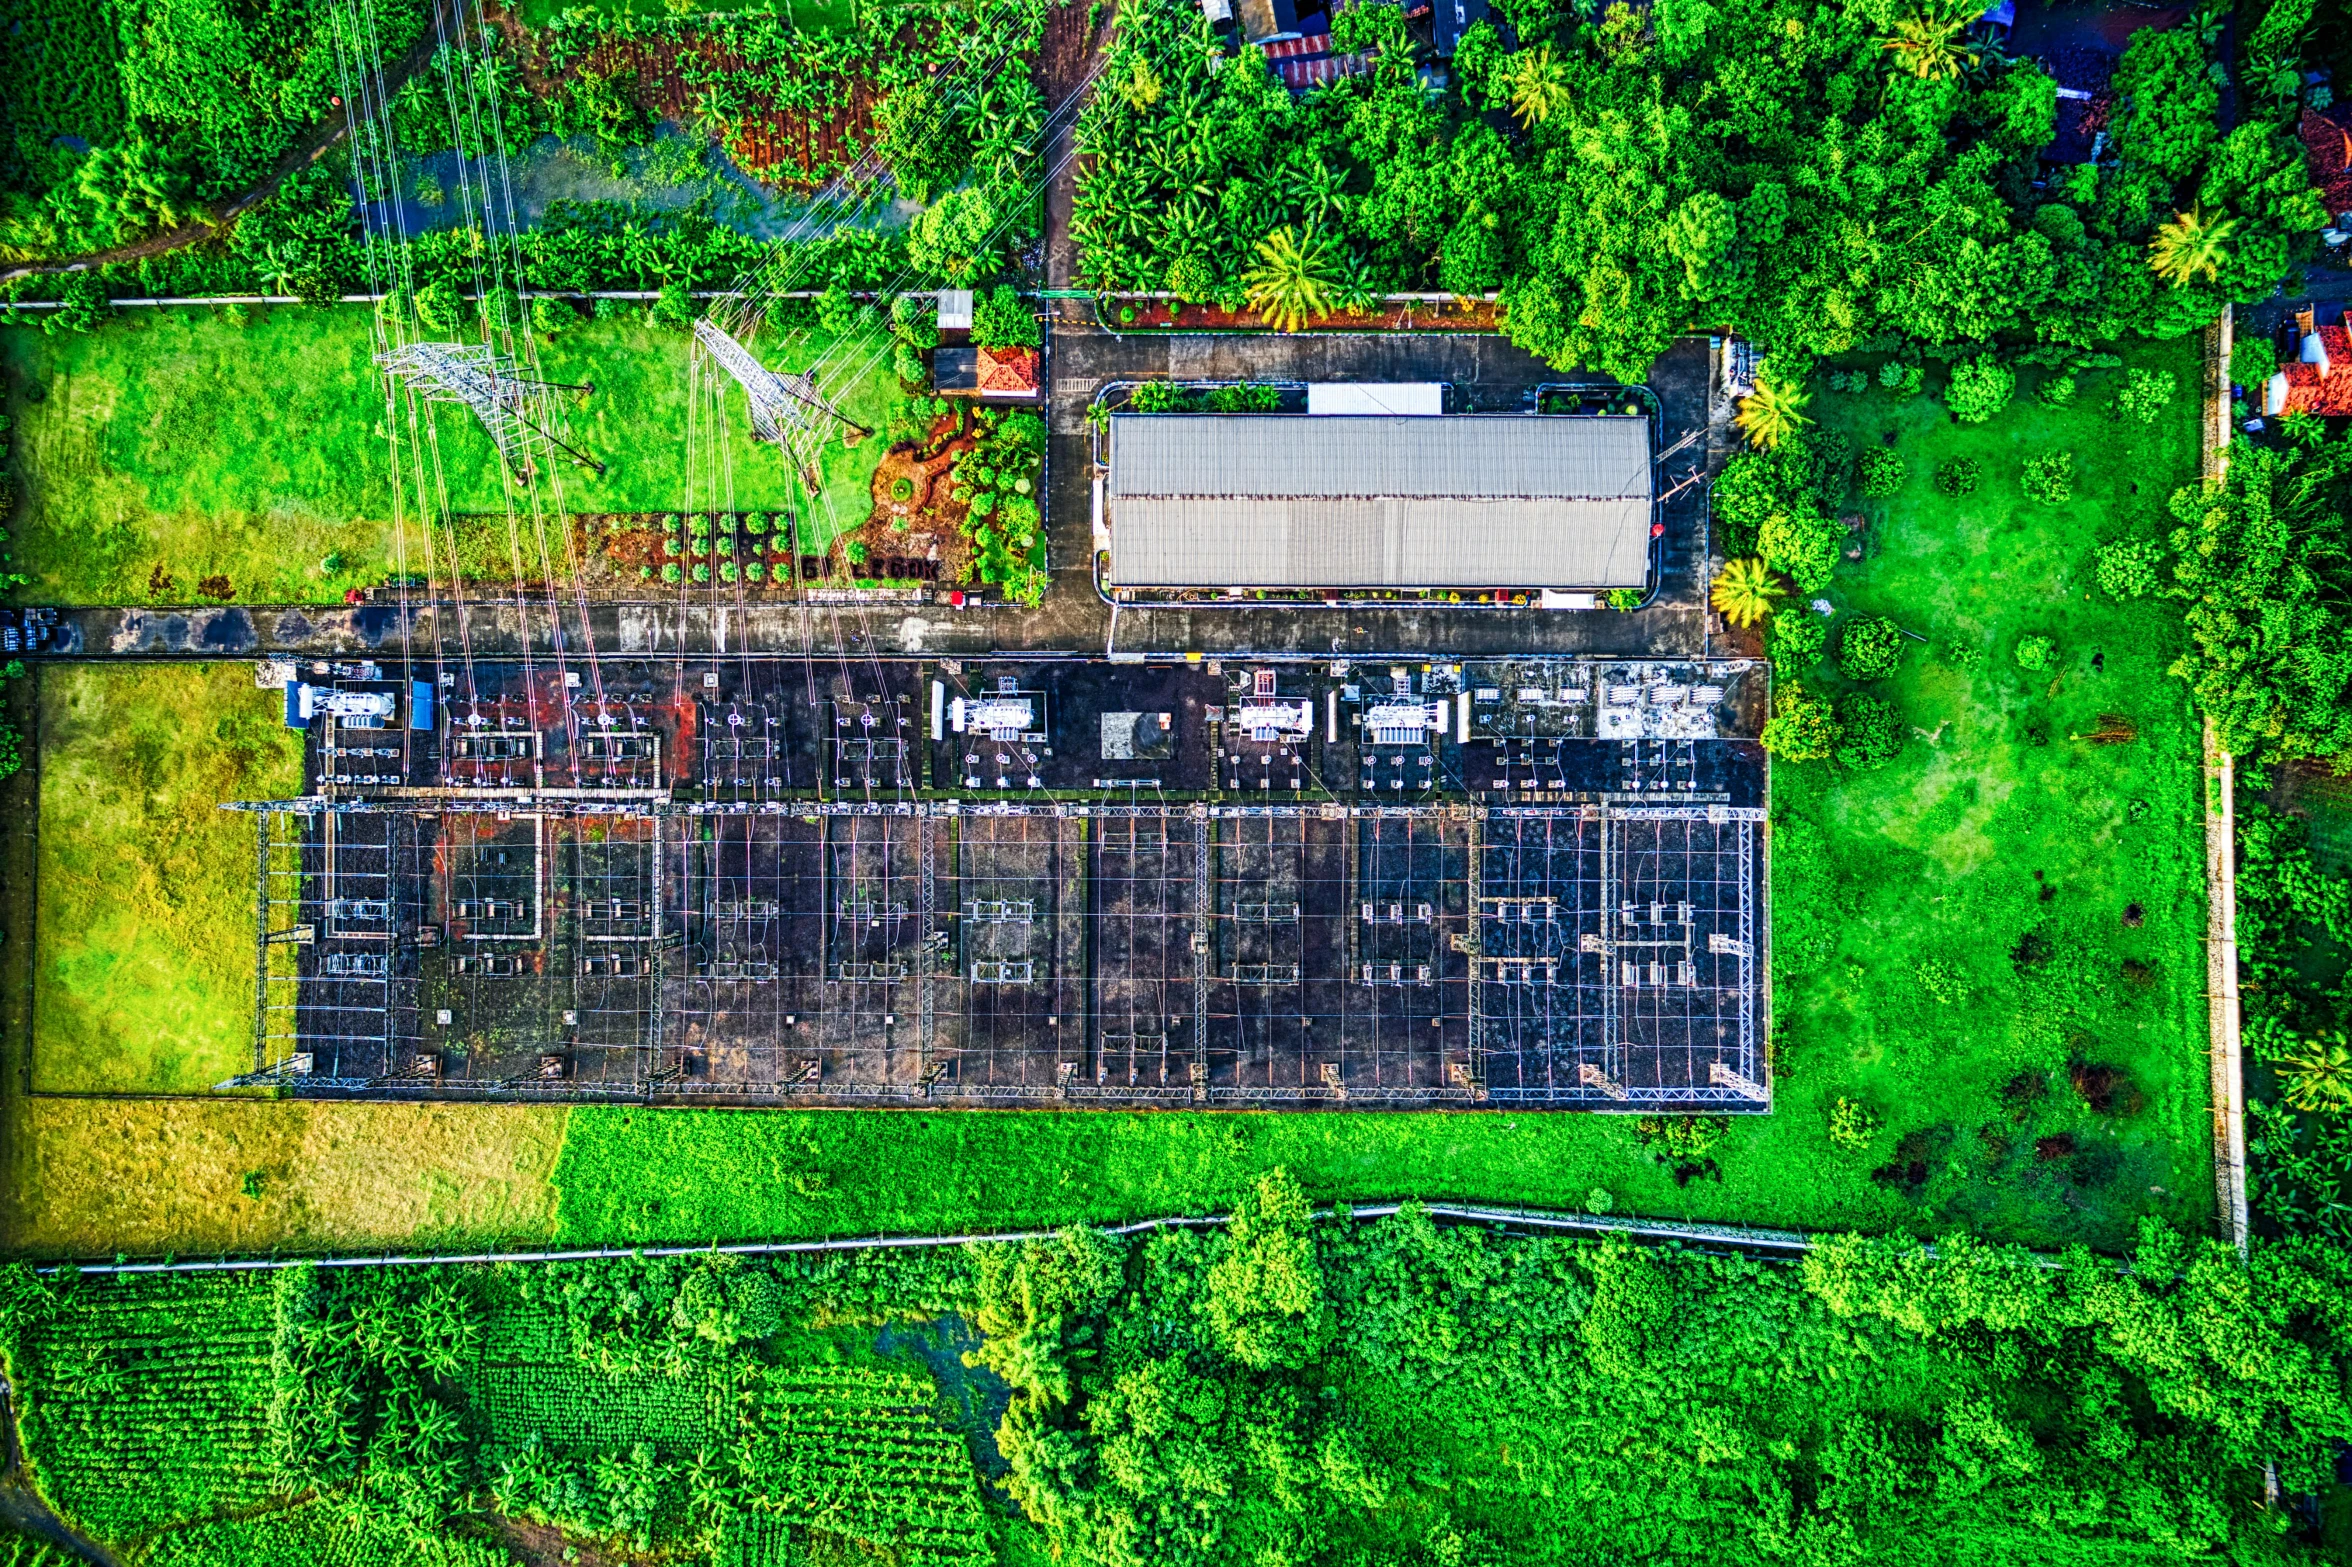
[32,664,303,1093]
[2,1098,569,1257]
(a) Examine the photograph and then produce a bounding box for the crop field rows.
[3,1270,997,1566]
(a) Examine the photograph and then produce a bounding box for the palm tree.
[1880,0,1979,81]
[1735,377,1812,451]
[1243,225,1338,333]
[2280,1032,2352,1114]
[1506,45,1573,129]
[1710,557,1784,629]
[2148,208,2238,288]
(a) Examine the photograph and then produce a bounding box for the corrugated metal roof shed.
[1107,414,1652,589]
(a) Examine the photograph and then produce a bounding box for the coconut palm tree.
[1735,377,1812,451]
[2148,208,2238,288]
[1880,0,1979,81]
[1243,225,1338,333]
[2280,1032,2352,1114]
[1710,557,1784,628]
[1506,45,1573,129]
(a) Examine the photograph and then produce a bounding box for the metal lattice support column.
[1737,816,1756,1068]
[252,809,274,1075]
[644,814,667,1084]
[695,320,872,486]
[1192,808,1211,1099]
[375,341,599,476]
[1464,808,1484,1095]
[1599,812,1620,1087]
[918,811,936,1070]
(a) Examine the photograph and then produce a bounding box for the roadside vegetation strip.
[2202,307,2250,1253]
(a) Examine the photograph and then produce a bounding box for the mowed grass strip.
[1,306,880,603]
[32,664,303,1094]
[2,1099,569,1258]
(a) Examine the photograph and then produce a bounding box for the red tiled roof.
[1261,34,1325,59]
[1276,51,1368,88]
[2300,106,2352,215]
[2279,325,2352,417]
[978,346,1039,395]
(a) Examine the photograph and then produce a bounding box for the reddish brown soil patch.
[596,33,884,183]
[482,5,917,186]
[840,409,977,584]
[2301,105,2352,215]
[2034,1133,2077,1162]
[1042,0,1111,107]
[2067,1058,2144,1118]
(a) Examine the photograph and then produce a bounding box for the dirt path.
[1039,0,1113,290]
[0,0,458,288]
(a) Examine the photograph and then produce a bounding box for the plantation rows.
[0,1261,998,1564]
[12,1274,278,1539]
[746,1369,994,1567]
[470,1359,736,1454]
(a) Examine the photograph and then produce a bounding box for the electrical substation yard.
[239,657,1767,1110]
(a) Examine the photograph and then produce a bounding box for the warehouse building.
[1102,412,1654,594]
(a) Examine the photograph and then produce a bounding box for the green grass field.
[0,307,889,602]
[30,664,304,1093]
[1763,337,2214,1242]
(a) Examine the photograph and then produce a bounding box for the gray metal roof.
[1106,414,1653,590]
[1111,414,1651,500]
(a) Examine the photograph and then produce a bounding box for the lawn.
[0,305,890,602]
[1758,336,2215,1244]
[30,664,304,1094]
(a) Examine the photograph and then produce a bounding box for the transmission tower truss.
[375,341,602,476]
[694,319,872,489]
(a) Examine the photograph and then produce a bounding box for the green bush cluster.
[1766,607,1826,674]
[949,408,1049,603]
[1944,356,2016,424]
[1836,616,1904,681]
[970,283,1040,349]
[1856,446,1907,498]
[2095,536,2166,600]
[1834,693,1903,770]
[2021,450,2075,505]
[1933,456,1982,497]
[1712,431,1850,588]
[2117,367,2179,424]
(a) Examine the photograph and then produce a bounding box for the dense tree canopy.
[1075,0,2324,376]
[2163,430,2352,764]
[989,1172,2352,1567]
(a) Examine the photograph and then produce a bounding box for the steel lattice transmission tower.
[695,319,873,489]
[376,341,604,477]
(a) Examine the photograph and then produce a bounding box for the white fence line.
[31,1202,1821,1277]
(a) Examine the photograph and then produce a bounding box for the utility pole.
[695,319,873,490]
[375,341,604,477]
